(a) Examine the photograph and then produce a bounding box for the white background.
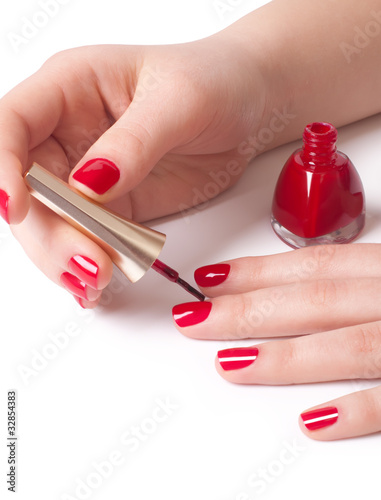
[1,1,381,499]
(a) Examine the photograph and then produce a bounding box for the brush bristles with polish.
[176,277,205,302]
[151,259,205,301]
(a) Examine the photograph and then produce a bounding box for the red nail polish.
[72,158,120,195]
[218,347,258,370]
[271,122,365,248]
[68,255,99,289]
[60,272,88,300]
[172,301,212,327]
[194,263,230,287]
[0,189,10,224]
[300,406,339,431]
[73,295,86,309]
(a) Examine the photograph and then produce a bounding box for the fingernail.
[61,272,88,300]
[0,189,10,224]
[60,272,96,300]
[300,406,339,431]
[72,158,120,194]
[217,347,259,371]
[194,263,230,287]
[68,255,99,289]
[172,301,212,327]
[73,295,86,309]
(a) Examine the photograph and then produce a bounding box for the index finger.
[194,244,381,297]
[0,64,64,224]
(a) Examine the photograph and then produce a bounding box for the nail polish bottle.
[271,122,365,248]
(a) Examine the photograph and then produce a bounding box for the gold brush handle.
[24,163,166,283]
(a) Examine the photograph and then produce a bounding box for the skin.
[1,0,381,439]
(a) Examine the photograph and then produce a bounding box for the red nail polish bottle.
[271,122,365,248]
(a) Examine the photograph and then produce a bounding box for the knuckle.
[350,322,381,356]
[288,245,337,281]
[305,279,341,309]
[239,293,254,319]
[41,51,64,69]
[111,122,151,161]
[42,49,74,72]
[40,49,90,93]
[280,341,298,374]
[310,244,338,274]
[355,390,380,425]
[242,257,265,289]
[230,294,257,338]
[288,245,338,282]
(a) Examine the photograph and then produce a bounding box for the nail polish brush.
[24,163,205,301]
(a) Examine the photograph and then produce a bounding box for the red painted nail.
[300,406,339,431]
[172,301,212,327]
[217,347,258,371]
[194,263,230,287]
[72,158,120,194]
[68,255,99,289]
[73,295,86,309]
[60,272,88,300]
[0,189,10,224]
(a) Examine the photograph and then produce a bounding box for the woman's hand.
[3,0,381,308]
[0,36,268,306]
[172,243,381,440]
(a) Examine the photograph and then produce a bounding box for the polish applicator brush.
[24,163,205,302]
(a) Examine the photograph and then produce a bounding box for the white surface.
[1,1,380,499]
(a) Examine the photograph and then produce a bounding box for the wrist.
[211,6,297,159]
[219,0,381,156]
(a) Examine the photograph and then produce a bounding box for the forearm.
[222,0,381,151]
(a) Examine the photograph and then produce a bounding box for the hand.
[0,36,267,306]
[172,243,381,440]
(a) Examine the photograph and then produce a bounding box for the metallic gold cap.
[24,163,166,283]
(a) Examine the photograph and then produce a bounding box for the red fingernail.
[68,255,99,289]
[194,263,230,287]
[72,158,120,194]
[0,189,10,224]
[217,347,258,371]
[73,295,86,309]
[300,406,339,431]
[172,301,212,327]
[60,272,88,300]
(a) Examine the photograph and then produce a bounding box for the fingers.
[172,276,381,339]
[215,322,381,440]
[69,72,182,204]
[0,70,64,224]
[214,321,381,384]
[11,198,113,307]
[194,244,381,296]
[298,386,381,440]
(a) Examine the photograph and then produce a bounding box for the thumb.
[69,85,182,205]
